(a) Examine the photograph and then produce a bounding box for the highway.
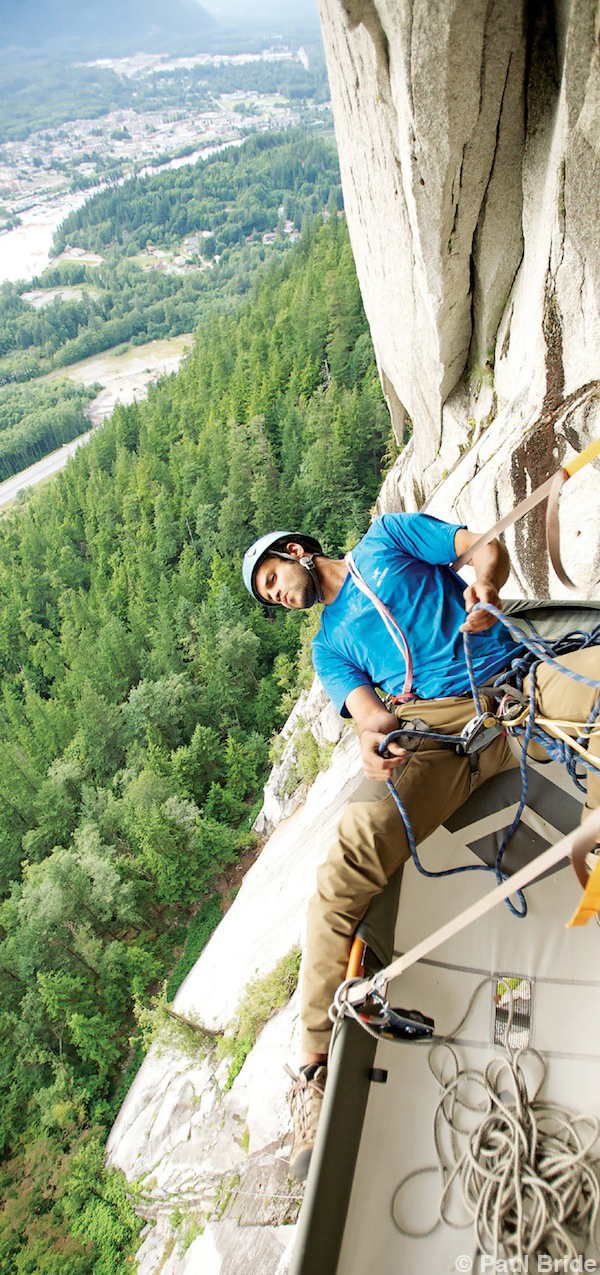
[0,428,95,509]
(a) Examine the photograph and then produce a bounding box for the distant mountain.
[0,0,216,58]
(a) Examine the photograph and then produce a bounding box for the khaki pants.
[301,647,600,1055]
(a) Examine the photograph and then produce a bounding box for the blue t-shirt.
[312,513,524,716]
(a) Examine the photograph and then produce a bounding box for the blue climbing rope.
[380,605,600,918]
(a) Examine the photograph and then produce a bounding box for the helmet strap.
[273,551,324,604]
[298,554,325,604]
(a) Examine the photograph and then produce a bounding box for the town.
[0,46,329,231]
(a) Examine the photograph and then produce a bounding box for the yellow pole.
[563,436,600,477]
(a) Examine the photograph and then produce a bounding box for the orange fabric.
[566,856,600,927]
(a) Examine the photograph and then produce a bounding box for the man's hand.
[453,530,510,635]
[345,685,406,781]
[460,580,502,633]
[358,725,406,780]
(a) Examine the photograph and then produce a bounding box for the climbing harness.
[451,428,600,587]
[389,980,600,1264]
[379,604,600,919]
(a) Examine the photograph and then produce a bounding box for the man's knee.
[337,790,408,872]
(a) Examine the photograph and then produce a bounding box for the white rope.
[390,982,600,1263]
[327,977,385,1057]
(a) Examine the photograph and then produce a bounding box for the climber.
[242,514,600,1181]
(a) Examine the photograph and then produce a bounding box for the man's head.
[243,531,323,609]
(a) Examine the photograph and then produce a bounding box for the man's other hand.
[453,530,509,635]
[345,686,407,781]
[359,728,406,780]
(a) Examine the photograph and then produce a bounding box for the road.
[0,332,195,510]
[0,429,95,509]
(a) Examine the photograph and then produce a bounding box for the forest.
[53,131,341,257]
[0,266,211,386]
[0,62,135,144]
[0,214,396,1271]
[0,133,341,378]
[0,131,342,478]
[148,52,330,111]
[0,382,99,481]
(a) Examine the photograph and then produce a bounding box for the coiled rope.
[381,606,600,917]
[390,980,600,1264]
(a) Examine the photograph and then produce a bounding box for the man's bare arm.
[454,530,510,634]
[345,684,406,780]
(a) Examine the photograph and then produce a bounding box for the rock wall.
[254,679,349,839]
[106,715,362,1275]
[320,0,600,580]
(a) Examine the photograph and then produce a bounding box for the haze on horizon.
[0,0,321,60]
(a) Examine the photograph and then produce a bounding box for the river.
[0,138,242,501]
[0,191,92,285]
[0,131,228,502]
[0,138,241,286]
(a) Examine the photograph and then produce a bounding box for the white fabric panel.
[338,763,600,1274]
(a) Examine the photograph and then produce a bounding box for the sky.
[201,0,320,27]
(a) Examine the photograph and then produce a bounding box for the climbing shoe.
[285,1062,327,1182]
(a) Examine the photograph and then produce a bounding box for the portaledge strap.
[452,434,600,584]
[345,805,600,1006]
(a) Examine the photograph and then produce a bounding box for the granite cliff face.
[320,0,600,595]
[106,703,360,1275]
[107,4,600,1272]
